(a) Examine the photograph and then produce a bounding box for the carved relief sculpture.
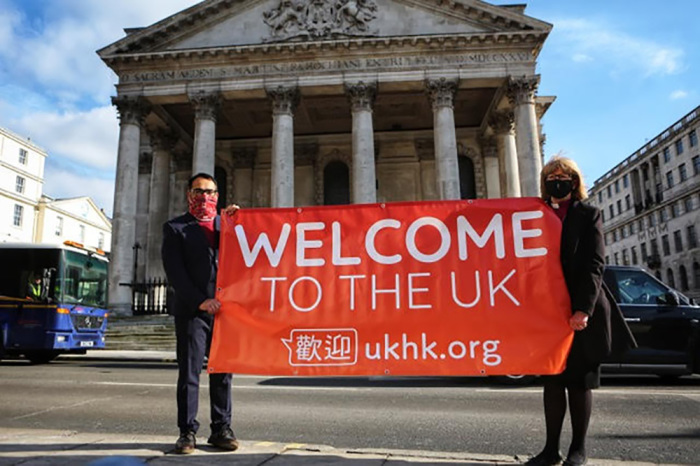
[264,0,378,42]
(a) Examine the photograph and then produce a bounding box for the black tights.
[541,379,592,459]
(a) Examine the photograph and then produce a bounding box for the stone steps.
[105,314,176,351]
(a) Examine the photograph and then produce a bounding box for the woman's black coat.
[560,200,636,365]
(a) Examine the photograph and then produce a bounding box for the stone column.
[109,96,150,315]
[190,91,220,176]
[145,129,177,279]
[425,78,460,200]
[489,110,521,197]
[481,138,502,199]
[135,152,152,283]
[507,77,542,197]
[170,149,191,219]
[345,81,377,204]
[267,86,300,208]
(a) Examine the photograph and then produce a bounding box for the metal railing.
[132,278,169,315]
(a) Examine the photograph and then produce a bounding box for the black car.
[601,265,700,378]
[497,265,700,384]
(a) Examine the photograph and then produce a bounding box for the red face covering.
[188,192,218,221]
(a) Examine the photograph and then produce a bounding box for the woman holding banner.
[526,156,635,466]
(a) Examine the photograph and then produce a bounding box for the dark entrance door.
[458,156,476,199]
[324,161,350,205]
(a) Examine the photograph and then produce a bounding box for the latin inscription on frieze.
[120,52,532,84]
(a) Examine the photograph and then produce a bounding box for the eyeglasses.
[546,174,573,181]
[190,188,218,195]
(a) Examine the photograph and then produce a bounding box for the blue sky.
[0,0,698,215]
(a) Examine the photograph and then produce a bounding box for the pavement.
[0,350,682,466]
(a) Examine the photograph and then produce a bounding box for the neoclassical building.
[99,0,555,314]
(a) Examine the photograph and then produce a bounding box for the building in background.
[99,0,556,314]
[0,126,112,251]
[35,196,112,253]
[588,105,700,299]
[0,127,47,243]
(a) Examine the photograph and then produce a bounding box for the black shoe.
[563,451,587,466]
[175,431,196,454]
[525,450,563,466]
[208,426,239,451]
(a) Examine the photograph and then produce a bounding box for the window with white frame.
[98,232,105,250]
[13,205,23,227]
[15,176,25,194]
[18,148,27,164]
[79,225,86,243]
[55,216,63,236]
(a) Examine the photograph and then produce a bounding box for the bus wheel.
[25,350,60,364]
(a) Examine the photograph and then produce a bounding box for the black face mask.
[545,179,574,199]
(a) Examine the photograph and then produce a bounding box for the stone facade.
[99,0,556,314]
[588,105,700,299]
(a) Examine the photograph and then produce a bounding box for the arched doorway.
[214,166,228,213]
[324,161,350,205]
[458,155,476,200]
[679,265,689,291]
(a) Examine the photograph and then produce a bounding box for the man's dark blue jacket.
[161,213,219,317]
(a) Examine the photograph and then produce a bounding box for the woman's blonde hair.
[540,155,588,200]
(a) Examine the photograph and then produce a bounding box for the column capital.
[267,86,300,116]
[425,77,459,110]
[112,96,150,126]
[506,75,540,106]
[345,81,377,113]
[147,128,179,152]
[488,110,515,135]
[189,91,221,122]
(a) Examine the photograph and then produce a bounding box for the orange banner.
[208,198,573,376]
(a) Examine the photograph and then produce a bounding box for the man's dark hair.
[187,172,217,190]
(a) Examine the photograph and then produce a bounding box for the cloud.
[0,0,199,114]
[10,106,120,171]
[669,90,689,100]
[572,53,593,63]
[552,18,684,77]
[43,168,115,216]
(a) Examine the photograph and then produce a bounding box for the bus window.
[61,250,108,307]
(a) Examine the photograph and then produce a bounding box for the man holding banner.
[162,173,239,455]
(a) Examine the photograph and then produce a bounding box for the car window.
[613,269,669,305]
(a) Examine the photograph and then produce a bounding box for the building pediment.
[98,0,551,59]
[42,197,112,230]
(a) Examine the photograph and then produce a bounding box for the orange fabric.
[208,198,573,376]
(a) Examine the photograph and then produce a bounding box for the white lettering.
[296,222,325,267]
[456,214,505,260]
[235,224,291,267]
[512,211,547,258]
[366,219,402,264]
[332,222,361,266]
[405,217,451,263]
